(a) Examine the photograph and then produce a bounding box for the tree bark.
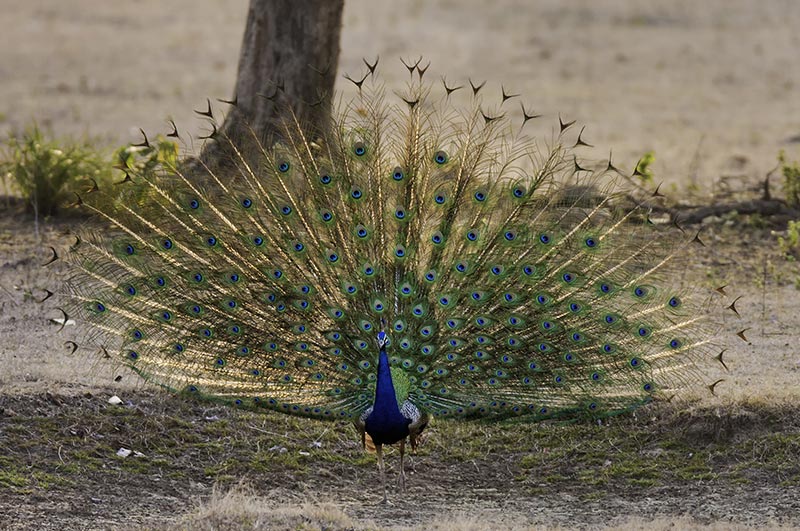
[198,0,344,171]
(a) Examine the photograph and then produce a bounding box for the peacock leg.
[398,439,406,492]
[375,443,388,503]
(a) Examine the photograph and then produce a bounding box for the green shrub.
[1,126,112,216]
[777,152,800,288]
[88,135,182,213]
[778,219,800,261]
[114,134,179,174]
[779,150,800,207]
[634,151,655,184]
[0,126,180,217]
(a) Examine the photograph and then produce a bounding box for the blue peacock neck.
[365,345,411,445]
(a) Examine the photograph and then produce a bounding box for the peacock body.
[57,65,724,498]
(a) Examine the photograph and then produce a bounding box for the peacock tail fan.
[57,67,728,425]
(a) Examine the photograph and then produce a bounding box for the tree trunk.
[198,0,344,171]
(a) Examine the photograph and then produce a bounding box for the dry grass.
[161,485,364,531]
[162,484,793,531]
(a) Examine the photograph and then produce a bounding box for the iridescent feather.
[57,66,727,499]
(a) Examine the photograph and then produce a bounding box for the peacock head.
[377,330,388,349]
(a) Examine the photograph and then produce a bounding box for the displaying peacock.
[53,63,730,502]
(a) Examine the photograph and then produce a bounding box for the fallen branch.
[663,199,800,225]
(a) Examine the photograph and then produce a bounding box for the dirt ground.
[1,0,800,529]
[1,390,800,531]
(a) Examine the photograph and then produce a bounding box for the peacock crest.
[53,64,731,498]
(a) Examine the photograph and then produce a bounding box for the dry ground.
[1,0,800,529]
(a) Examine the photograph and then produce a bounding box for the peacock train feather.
[54,63,732,500]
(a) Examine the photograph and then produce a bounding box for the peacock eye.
[353,142,367,156]
[434,150,448,164]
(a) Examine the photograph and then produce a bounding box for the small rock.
[107,395,123,405]
[299,450,311,456]
[116,448,132,458]
[269,445,288,454]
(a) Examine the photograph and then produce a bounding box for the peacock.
[52,62,730,502]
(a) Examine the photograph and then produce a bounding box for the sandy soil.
[2,0,800,189]
[1,0,800,529]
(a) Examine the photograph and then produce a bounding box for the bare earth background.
[1,0,799,529]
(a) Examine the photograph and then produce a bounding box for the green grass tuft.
[1,125,113,216]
